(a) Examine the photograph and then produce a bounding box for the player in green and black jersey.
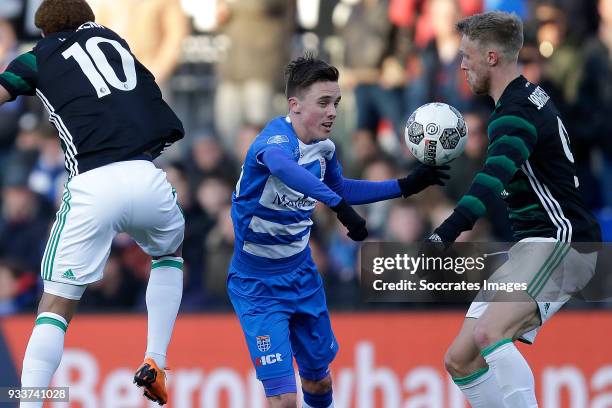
[428,11,601,408]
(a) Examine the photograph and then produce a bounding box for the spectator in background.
[0,18,22,170]
[94,0,188,88]
[484,0,527,19]
[0,0,44,42]
[187,131,239,188]
[26,123,66,208]
[384,200,426,241]
[80,251,141,311]
[0,162,48,272]
[413,0,482,48]
[214,0,294,150]
[203,204,234,307]
[534,3,582,105]
[196,176,233,219]
[335,0,406,165]
[360,154,399,236]
[405,0,475,116]
[164,162,214,296]
[575,0,612,210]
[0,261,37,315]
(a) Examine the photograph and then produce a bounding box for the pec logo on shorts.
[256,335,271,352]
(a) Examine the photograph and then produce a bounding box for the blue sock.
[303,388,332,408]
[262,375,296,397]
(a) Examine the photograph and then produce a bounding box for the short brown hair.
[456,11,523,62]
[35,0,95,35]
[285,53,339,98]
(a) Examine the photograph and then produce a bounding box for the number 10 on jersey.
[62,36,137,98]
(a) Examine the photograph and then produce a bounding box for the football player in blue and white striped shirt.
[228,54,449,408]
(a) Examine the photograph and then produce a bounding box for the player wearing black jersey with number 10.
[0,0,185,406]
[426,11,601,408]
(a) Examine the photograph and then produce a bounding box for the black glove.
[331,199,368,241]
[397,164,450,197]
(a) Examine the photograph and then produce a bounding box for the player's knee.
[473,321,502,350]
[37,292,80,323]
[268,393,297,408]
[444,347,472,377]
[302,375,332,394]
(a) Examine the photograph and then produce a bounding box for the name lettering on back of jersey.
[528,86,550,110]
[266,135,289,145]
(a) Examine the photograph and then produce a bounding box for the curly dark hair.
[35,0,95,35]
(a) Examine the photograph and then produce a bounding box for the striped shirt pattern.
[231,116,335,274]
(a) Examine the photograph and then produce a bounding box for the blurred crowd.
[0,0,610,315]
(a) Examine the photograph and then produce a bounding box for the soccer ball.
[404,102,468,165]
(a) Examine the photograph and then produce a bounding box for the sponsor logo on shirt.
[267,135,289,145]
[272,193,316,209]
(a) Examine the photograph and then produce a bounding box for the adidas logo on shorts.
[62,269,76,280]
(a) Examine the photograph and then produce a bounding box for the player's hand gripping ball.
[405,102,468,165]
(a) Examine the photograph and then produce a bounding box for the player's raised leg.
[445,317,505,407]
[133,249,184,405]
[128,163,185,405]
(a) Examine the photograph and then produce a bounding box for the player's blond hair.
[456,11,523,62]
[35,0,95,35]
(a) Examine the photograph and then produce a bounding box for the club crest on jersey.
[267,135,289,145]
[256,335,271,352]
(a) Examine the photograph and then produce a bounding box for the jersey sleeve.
[0,52,38,101]
[436,109,538,242]
[253,134,296,167]
[324,151,402,204]
[261,147,342,207]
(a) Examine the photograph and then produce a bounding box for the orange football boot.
[133,357,168,405]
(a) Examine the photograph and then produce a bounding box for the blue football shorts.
[227,257,339,381]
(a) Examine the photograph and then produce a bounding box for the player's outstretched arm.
[0,51,38,104]
[261,147,368,241]
[323,152,449,205]
[429,114,538,245]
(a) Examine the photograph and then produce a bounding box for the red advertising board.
[1,311,611,407]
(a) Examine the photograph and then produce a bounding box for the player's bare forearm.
[0,85,11,105]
